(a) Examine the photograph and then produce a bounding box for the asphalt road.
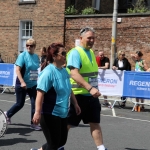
[0,91,150,150]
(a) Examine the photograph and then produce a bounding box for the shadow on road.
[0,138,37,146]
[5,123,39,136]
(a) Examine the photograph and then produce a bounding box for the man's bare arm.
[99,62,109,69]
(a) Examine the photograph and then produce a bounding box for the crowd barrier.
[98,69,150,110]
[0,63,16,94]
[0,64,149,110]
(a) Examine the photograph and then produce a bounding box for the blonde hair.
[117,50,125,58]
[26,38,36,47]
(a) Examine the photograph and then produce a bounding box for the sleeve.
[37,69,52,93]
[67,49,81,69]
[15,53,25,68]
[105,57,110,63]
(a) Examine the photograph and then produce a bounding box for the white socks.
[97,145,105,150]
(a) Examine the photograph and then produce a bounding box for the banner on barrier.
[0,63,15,86]
[123,71,150,99]
[98,69,124,96]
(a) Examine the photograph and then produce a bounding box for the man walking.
[66,27,107,150]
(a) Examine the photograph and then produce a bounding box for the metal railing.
[3,57,17,64]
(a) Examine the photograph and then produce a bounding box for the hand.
[146,68,150,72]
[74,104,81,115]
[32,112,41,125]
[112,66,118,70]
[21,81,27,89]
[131,54,135,57]
[138,62,143,67]
[90,87,101,98]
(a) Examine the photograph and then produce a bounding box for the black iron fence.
[3,57,17,64]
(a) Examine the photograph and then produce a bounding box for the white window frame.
[92,0,101,11]
[18,20,33,53]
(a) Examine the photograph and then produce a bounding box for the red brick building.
[0,0,65,63]
[1,0,150,69]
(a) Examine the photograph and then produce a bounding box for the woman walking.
[4,39,41,130]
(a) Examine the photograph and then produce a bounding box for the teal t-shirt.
[37,64,71,118]
[15,51,40,88]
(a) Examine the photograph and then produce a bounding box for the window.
[92,0,100,11]
[21,0,35,1]
[19,21,32,52]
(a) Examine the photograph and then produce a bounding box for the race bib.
[0,109,7,138]
[89,77,98,89]
[29,70,38,81]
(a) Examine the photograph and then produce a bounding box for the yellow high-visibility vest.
[67,46,98,95]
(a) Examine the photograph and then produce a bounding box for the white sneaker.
[4,111,11,124]
[30,124,41,131]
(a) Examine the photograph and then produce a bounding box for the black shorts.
[68,94,101,126]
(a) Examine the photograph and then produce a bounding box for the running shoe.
[4,111,11,124]
[58,147,65,150]
[102,103,111,108]
[30,124,41,131]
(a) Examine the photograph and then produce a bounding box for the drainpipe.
[110,0,118,68]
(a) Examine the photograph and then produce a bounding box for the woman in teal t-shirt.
[131,51,148,111]
[31,43,81,150]
[4,39,41,130]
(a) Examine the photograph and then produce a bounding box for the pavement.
[0,90,150,150]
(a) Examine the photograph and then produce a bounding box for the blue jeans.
[7,85,37,124]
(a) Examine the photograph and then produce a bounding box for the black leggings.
[40,114,68,150]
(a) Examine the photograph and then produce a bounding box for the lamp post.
[110,0,118,68]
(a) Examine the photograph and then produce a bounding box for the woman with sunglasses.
[4,39,41,130]
[131,51,148,111]
[31,43,81,150]
[112,50,131,108]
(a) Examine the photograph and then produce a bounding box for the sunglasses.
[122,54,125,56]
[58,51,66,56]
[80,27,94,34]
[26,44,34,48]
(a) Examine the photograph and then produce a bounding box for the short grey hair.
[80,27,95,36]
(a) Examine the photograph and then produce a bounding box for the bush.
[65,5,78,15]
[81,7,96,15]
[128,0,149,13]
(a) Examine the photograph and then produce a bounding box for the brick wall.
[65,14,150,69]
[0,0,65,62]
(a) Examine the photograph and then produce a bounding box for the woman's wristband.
[88,86,93,92]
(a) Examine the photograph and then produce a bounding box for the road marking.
[101,114,150,123]
[1,99,150,123]
[25,98,30,101]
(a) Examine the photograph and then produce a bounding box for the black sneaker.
[102,103,110,107]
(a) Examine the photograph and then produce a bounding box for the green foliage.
[65,5,78,15]
[128,0,149,13]
[81,7,96,15]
